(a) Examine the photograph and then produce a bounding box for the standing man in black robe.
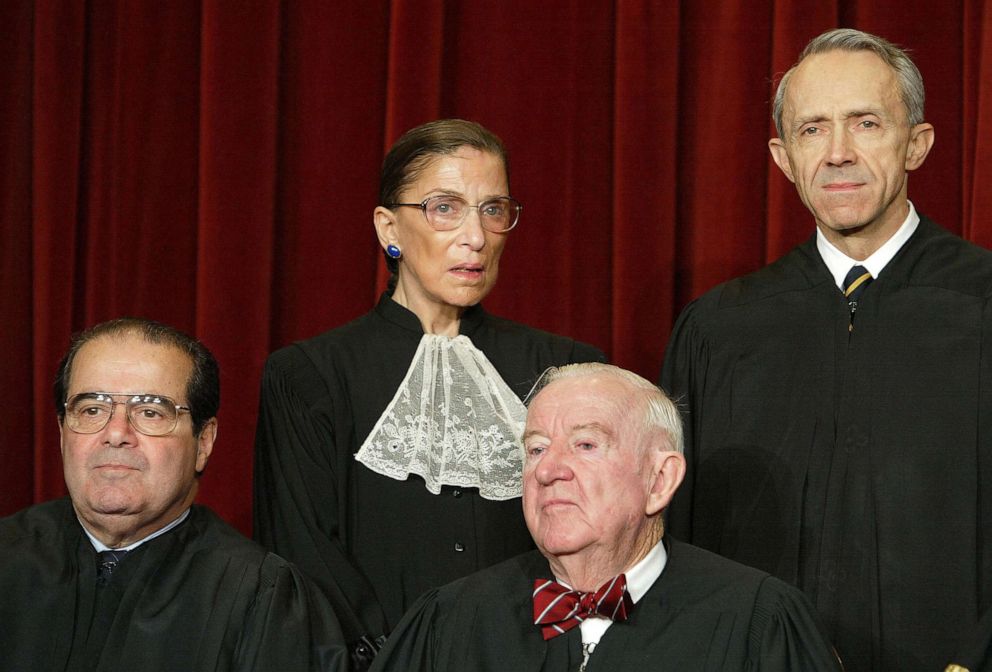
[370,363,841,671]
[661,28,992,672]
[0,318,347,671]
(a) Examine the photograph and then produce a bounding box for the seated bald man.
[370,363,842,671]
[0,318,346,671]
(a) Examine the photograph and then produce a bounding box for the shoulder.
[264,309,380,376]
[474,311,605,364]
[184,506,292,579]
[663,538,823,631]
[0,498,73,547]
[686,240,825,317]
[439,549,543,601]
[664,537,770,588]
[658,537,783,617]
[259,308,392,406]
[904,216,992,297]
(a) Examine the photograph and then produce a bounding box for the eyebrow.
[522,428,547,443]
[570,422,616,441]
[424,188,510,201]
[522,420,618,446]
[792,108,885,129]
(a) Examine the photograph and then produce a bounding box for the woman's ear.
[374,206,399,251]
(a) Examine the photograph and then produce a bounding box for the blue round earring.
[386,244,402,260]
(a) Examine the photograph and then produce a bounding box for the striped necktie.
[843,265,873,305]
[96,549,129,585]
[532,574,633,640]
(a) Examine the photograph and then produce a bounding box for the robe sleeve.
[944,604,992,672]
[747,576,843,672]
[366,590,442,672]
[659,299,708,539]
[253,347,388,664]
[234,554,350,672]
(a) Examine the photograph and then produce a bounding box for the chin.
[88,487,141,515]
[442,286,492,308]
[536,527,593,558]
[816,209,876,234]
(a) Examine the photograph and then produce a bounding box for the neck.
[547,524,662,592]
[75,491,195,549]
[391,285,464,337]
[817,199,909,261]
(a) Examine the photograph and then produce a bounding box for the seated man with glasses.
[0,318,346,671]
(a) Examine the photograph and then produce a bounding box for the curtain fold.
[4,0,990,531]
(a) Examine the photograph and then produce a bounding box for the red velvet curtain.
[3,0,990,534]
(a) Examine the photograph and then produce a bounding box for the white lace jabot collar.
[355,334,527,500]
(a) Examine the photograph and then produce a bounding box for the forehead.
[527,375,633,432]
[69,334,192,399]
[784,49,904,122]
[406,147,507,194]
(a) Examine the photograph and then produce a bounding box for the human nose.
[533,446,574,486]
[457,208,486,250]
[826,126,856,167]
[102,402,137,444]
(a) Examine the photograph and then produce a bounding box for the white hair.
[527,362,684,455]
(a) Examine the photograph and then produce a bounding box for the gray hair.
[527,363,684,455]
[772,28,925,138]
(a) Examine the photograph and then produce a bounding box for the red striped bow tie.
[532,575,634,640]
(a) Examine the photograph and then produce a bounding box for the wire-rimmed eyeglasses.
[388,195,522,232]
[64,392,191,437]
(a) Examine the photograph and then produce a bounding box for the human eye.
[523,438,547,457]
[799,125,820,137]
[575,439,598,452]
[69,394,111,417]
[135,405,166,420]
[79,403,110,418]
[858,119,879,130]
[131,396,172,421]
[480,199,507,218]
[427,196,463,216]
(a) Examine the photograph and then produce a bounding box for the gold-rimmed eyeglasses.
[64,392,191,437]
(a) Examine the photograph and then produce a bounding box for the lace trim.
[355,334,527,500]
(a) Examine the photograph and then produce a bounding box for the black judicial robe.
[947,605,992,672]
[0,498,346,672]
[368,538,842,671]
[661,216,992,672]
[253,294,604,654]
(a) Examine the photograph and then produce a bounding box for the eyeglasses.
[388,195,522,232]
[64,392,191,437]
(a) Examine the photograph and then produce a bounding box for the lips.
[542,498,577,511]
[95,463,139,471]
[450,262,484,273]
[821,182,864,191]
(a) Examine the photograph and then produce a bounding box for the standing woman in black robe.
[253,119,604,670]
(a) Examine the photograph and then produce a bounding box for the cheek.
[487,235,507,262]
[61,440,89,473]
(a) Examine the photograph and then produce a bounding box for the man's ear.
[905,123,935,171]
[58,418,66,459]
[373,206,399,252]
[768,138,796,184]
[195,418,217,473]
[645,450,686,517]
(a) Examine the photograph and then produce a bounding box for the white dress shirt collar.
[82,507,191,553]
[816,200,919,290]
[576,538,668,649]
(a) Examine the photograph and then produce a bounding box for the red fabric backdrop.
[3,0,991,534]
